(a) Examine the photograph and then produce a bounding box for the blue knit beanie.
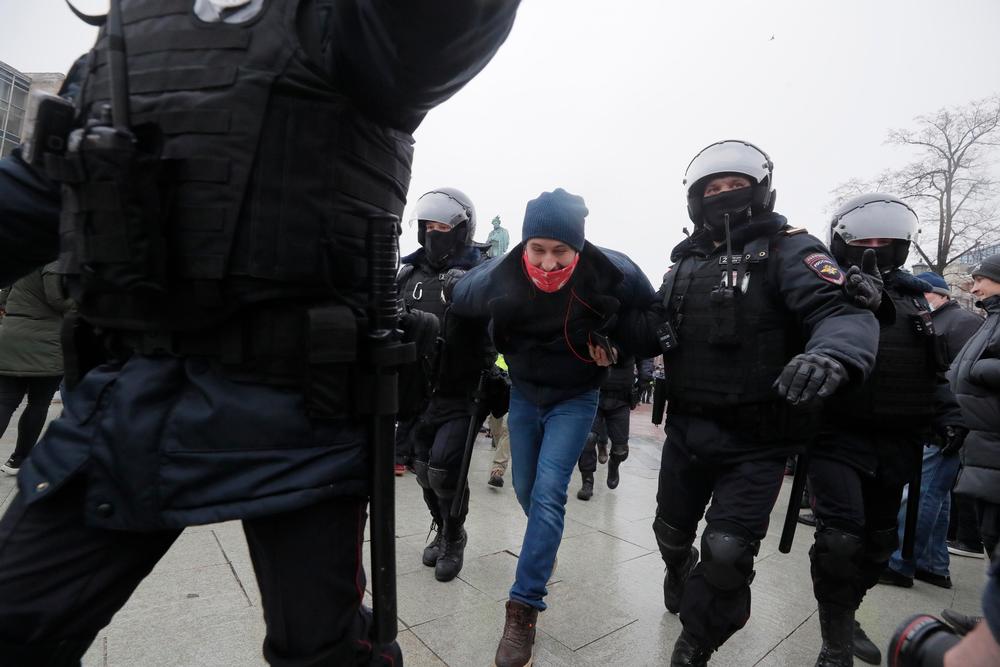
[916,271,950,296]
[521,188,588,251]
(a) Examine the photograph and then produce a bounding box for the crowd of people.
[0,2,998,666]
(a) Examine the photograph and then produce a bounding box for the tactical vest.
[56,0,414,332]
[398,263,448,321]
[665,233,801,407]
[834,284,939,422]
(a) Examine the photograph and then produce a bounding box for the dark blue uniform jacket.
[0,0,520,530]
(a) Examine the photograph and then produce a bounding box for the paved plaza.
[0,402,987,666]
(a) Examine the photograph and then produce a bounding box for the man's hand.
[845,248,883,311]
[775,352,848,405]
[940,425,969,457]
[588,342,618,367]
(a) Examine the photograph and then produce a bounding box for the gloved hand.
[441,268,467,302]
[845,248,883,312]
[939,425,969,456]
[774,352,848,405]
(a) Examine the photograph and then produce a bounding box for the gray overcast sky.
[4,0,1000,281]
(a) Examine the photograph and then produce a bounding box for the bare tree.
[831,95,1000,273]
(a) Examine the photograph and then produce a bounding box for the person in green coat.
[0,262,68,475]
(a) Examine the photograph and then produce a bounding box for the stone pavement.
[0,402,988,666]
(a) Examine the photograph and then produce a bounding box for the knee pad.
[700,529,759,591]
[585,431,597,448]
[413,460,431,490]
[866,526,898,564]
[653,517,695,565]
[610,444,629,462]
[427,466,455,498]
[812,526,864,581]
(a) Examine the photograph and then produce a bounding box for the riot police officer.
[397,187,495,582]
[576,354,647,500]
[0,1,519,664]
[630,140,879,665]
[808,194,964,667]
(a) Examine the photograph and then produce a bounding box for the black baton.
[452,371,488,518]
[901,454,922,560]
[779,451,810,553]
[364,213,414,645]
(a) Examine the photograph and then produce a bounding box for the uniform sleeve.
[772,234,879,381]
[0,150,61,286]
[970,359,1000,390]
[328,0,521,133]
[615,276,670,360]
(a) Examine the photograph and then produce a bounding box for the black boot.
[419,482,444,567]
[664,546,698,613]
[577,472,594,500]
[607,458,621,489]
[852,620,881,665]
[670,629,714,666]
[815,604,854,667]
[435,492,468,582]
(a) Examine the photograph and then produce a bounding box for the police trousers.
[0,479,400,666]
[656,414,787,649]
[808,453,912,610]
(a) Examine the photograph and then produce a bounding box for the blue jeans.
[889,444,961,577]
[507,386,599,610]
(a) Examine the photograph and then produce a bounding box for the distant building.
[0,61,65,158]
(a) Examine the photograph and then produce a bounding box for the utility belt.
[668,399,819,441]
[62,300,367,419]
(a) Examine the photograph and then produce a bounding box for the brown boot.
[494,600,538,667]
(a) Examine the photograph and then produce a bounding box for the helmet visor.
[684,140,772,192]
[407,191,471,229]
[832,199,917,243]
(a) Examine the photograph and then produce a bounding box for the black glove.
[939,425,968,457]
[441,268,467,302]
[844,248,883,312]
[774,352,848,405]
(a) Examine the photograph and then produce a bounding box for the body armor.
[399,264,448,321]
[834,282,939,423]
[57,0,414,333]
[665,232,801,407]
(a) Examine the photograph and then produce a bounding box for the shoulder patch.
[782,227,808,236]
[803,253,845,285]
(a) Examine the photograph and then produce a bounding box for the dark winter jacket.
[951,295,1000,503]
[0,262,69,376]
[451,240,655,406]
[932,299,984,364]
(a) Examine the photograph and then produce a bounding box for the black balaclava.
[424,223,467,268]
[835,239,909,275]
[701,187,755,241]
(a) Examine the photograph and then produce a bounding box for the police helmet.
[829,193,918,270]
[409,187,476,246]
[683,140,776,225]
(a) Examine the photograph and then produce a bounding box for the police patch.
[804,253,845,285]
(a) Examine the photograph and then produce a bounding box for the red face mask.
[522,250,580,293]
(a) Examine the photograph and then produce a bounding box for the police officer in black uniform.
[0,1,519,664]
[397,187,495,582]
[576,354,646,500]
[808,194,964,667]
[630,140,879,666]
